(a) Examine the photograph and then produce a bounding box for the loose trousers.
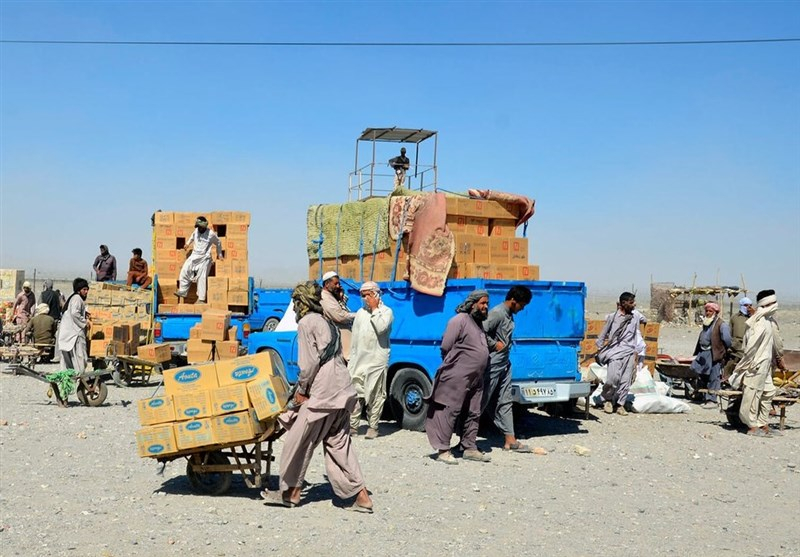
[177,259,212,301]
[425,382,483,451]
[601,353,635,407]
[480,363,515,436]
[60,336,88,373]
[349,365,388,430]
[739,380,776,428]
[279,405,365,499]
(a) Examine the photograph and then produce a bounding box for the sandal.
[260,490,297,508]
[345,502,374,514]
[462,449,491,462]
[503,442,533,453]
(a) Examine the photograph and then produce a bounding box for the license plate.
[522,386,556,398]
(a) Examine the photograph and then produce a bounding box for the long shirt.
[57,294,88,352]
[695,318,732,352]
[296,312,356,413]
[14,290,35,319]
[186,228,222,266]
[429,313,490,406]
[483,303,514,369]
[93,254,117,281]
[729,312,749,359]
[349,304,394,374]
[24,314,57,344]
[321,289,355,357]
[128,257,149,276]
[41,289,62,319]
[596,309,647,361]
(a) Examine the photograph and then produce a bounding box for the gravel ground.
[2,304,799,557]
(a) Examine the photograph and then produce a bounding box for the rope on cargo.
[335,204,344,274]
[370,205,382,281]
[311,205,325,281]
[390,197,411,283]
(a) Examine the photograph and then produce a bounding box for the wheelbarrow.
[655,358,700,400]
[14,364,109,407]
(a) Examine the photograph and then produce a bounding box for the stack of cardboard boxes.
[580,320,661,374]
[135,351,290,458]
[153,211,250,313]
[307,196,539,282]
[86,282,152,358]
[185,309,242,364]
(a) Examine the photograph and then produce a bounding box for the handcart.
[106,353,167,386]
[152,423,285,496]
[655,358,700,400]
[13,364,109,407]
[0,345,44,372]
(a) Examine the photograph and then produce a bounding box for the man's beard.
[79,293,88,301]
[470,307,488,322]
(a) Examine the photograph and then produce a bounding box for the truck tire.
[263,318,280,332]
[389,367,431,432]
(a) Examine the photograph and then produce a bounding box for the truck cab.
[247,278,590,430]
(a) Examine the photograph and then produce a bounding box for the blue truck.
[247,278,590,430]
[153,276,292,356]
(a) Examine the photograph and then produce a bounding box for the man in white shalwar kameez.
[176,216,223,303]
[348,281,393,439]
[732,289,788,437]
[58,278,90,372]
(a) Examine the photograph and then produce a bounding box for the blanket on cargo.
[407,193,455,296]
[467,189,536,227]
[306,197,392,259]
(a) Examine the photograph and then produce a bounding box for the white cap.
[22,281,31,288]
[322,271,338,283]
[360,281,380,292]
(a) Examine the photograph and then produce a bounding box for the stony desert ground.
[1,299,798,557]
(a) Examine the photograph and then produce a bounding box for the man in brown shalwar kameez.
[261,281,373,512]
[425,290,492,465]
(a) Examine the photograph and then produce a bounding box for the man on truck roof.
[176,216,222,303]
[127,248,152,289]
[481,285,533,453]
[93,245,117,282]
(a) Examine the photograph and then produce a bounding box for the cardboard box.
[217,340,240,360]
[247,375,290,421]
[201,310,232,341]
[211,384,251,416]
[228,326,238,339]
[471,237,492,265]
[230,261,248,277]
[174,418,214,450]
[173,390,213,420]
[187,339,214,363]
[225,236,247,251]
[89,338,111,358]
[156,261,180,280]
[456,198,507,219]
[137,343,172,363]
[113,323,141,343]
[229,211,251,225]
[465,217,489,237]
[489,219,517,237]
[227,291,248,306]
[585,320,606,337]
[643,322,661,339]
[212,409,264,444]
[155,248,178,262]
[154,211,174,225]
[464,263,492,279]
[580,339,599,354]
[154,224,175,238]
[207,277,229,292]
[226,223,249,237]
[516,265,540,281]
[215,352,273,387]
[164,362,219,395]
[228,277,248,292]
[213,260,232,278]
[189,325,202,340]
[137,395,176,426]
[227,248,248,261]
[645,341,659,358]
[489,264,517,280]
[173,212,200,227]
[509,238,529,263]
[135,425,178,458]
[489,238,510,264]
[208,289,228,307]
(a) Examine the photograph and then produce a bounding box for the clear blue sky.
[1,1,798,299]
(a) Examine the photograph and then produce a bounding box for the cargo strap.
[312,206,325,281]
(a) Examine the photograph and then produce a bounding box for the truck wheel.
[543,401,574,417]
[263,318,280,332]
[389,367,431,432]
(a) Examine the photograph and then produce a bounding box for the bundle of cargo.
[306,191,537,291]
[184,309,243,363]
[580,320,661,374]
[134,351,289,458]
[153,211,250,313]
[85,281,152,357]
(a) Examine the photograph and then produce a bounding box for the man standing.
[320,271,355,360]
[176,216,222,303]
[425,290,492,465]
[482,285,533,452]
[388,147,410,190]
[595,292,647,416]
[733,290,788,437]
[58,278,90,372]
[93,245,117,282]
[724,297,753,380]
[40,279,64,320]
[24,304,57,361]
[126,248,152,289]
[263,281,373,512]
[690,302,732,408]
[348,281,394,439]
[13,281,36,328]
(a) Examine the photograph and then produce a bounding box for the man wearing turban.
[690,301,732,408]
[24,303,57,362]
[425,290,492,464]
[57,278,91,372]
[724,297,754,381]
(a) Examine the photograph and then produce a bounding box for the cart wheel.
[187,451,232,496]
[76,380,108,407]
